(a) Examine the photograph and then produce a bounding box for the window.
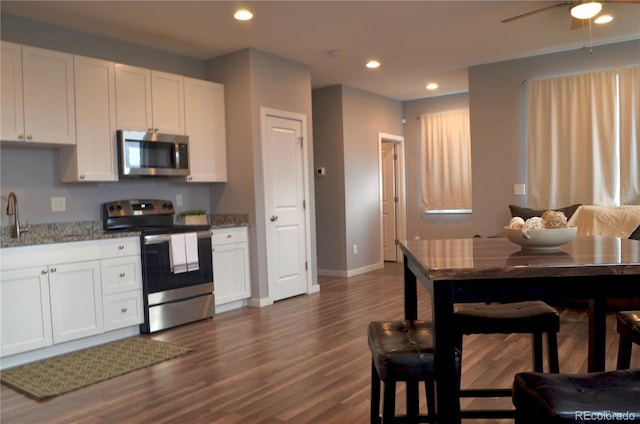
[526,67,639,207]
[420,109,472,213]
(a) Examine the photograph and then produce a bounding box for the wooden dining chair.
[453,300,560,419]
[616,310,640,369]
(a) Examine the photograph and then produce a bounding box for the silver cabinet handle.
[270,215,279,222]
[50,267,57,273]
[118,245,125,250]
[26,134,33,140]
[18,134,24,140]
[121,307,128,313]
[119,272,125,278]
[227,234,232,238]
[41,269,48,275]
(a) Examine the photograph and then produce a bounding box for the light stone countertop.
[1,214,250,248]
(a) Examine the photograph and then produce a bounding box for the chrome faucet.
[6,192,28,239]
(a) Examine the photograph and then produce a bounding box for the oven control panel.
[103,199,175,218]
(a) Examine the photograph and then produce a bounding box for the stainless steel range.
[102,199,214,333]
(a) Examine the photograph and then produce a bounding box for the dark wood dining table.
[399,235,640,424]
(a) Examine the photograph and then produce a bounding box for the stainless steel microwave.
[117,130,189,177]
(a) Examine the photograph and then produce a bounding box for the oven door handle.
[144,230,212,245]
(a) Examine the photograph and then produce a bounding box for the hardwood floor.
[2,262,638,423]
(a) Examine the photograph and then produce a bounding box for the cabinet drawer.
[101,257,141,294]
[212,227,248,246]
[103,290,143,331]
[99,237,140,258]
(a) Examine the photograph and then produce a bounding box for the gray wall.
[402,93,472,239]
[312,86,347,272]
[312,85,403,275]
[0,14,212,228]
[469,39,640,237]
[206,48,318,299]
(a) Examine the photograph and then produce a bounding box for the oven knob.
[108,205,115,212]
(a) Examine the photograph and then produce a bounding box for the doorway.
[261,107,313,301]
[379,133,406,262]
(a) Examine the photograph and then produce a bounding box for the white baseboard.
[248,296,273,308]
[318,262,384,278]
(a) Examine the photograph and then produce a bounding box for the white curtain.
[420,110,472,211]
[619,67,640,205]
[527,70,618,207]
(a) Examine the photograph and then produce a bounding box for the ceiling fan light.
[570,2,602,19]
[594,14,613,24]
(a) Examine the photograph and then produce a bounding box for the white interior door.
[263,110,308,301]
[382,142,398,262]
[379,133,406,263]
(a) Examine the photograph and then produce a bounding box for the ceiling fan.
[502,1,640,30]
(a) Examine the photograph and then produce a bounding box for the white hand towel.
[169,234,188,274]
[185,232,200,272]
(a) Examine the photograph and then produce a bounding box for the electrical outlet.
[513,184,526,196]
[353,244,358,254]
[51,196,66,212]
[176,194,183,206]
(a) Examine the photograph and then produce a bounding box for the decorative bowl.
[504,226,577,251]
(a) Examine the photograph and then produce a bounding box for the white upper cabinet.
[184,77,227,182]
[1,42,76,145]
[1,42,24,143]
[152,70,185,135]
[115,64,185,134]
[60,55,118,182]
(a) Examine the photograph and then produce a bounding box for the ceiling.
[2,1,639,101]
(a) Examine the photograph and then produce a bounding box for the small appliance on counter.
[102,199,213,333]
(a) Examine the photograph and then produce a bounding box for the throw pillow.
[509,204,581,220]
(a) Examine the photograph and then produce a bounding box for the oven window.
[142,237,213,294]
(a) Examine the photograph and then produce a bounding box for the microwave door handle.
[173,144,179,169]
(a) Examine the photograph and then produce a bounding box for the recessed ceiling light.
[594,14,613,24]
[426,83,439,90]
[234,9,253,21]
[366,60,381,69]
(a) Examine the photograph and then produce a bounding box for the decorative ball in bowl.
[504,226,577,251]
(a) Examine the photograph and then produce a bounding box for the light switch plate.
[51,196,66,212]
[513,184,526,196]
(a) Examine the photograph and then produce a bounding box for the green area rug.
[0,337,194,401]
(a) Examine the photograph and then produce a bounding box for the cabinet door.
[115,64,152,131]
[213,230,250,305]
[151,70,185,134]
[22,45,76,145]
[60,55,118,182]
[0,266,53,356]
[1,41,25,142]
[49,261,104,344]
[184,77,227,182]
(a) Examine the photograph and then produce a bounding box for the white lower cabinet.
[212,227,250,307]
[0,237,142,358]
[0,266,52,357]
[49,260,104,344]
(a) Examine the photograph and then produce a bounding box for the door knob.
[270,215,279,222]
